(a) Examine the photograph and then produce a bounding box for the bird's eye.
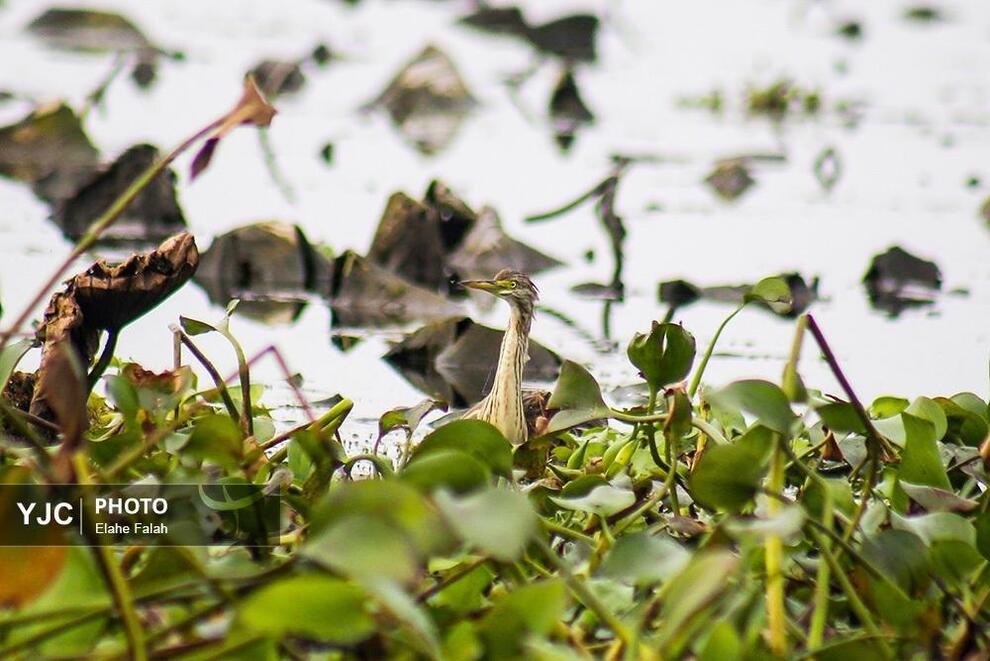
[508,281,517,289]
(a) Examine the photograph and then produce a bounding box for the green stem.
[73,454,147,661]
[172,328,240,424]
[535,536,633,649]
[688,303,745,398]
[691,416,729,445]
[610,409,670,424]
[219,326,253,437]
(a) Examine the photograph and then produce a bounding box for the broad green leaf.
[891,511,975,546]
[697,621,742,661]
[364,579,441,658]
[869,396,909,419]
[412,420,512,477]
[862,529,930,595]
[723,504,805,542]
[935,396,989,446]
[706,380,796,434]
[550,483,635,516]
[479,580,568,658]
[428,563,495,614]
[689,425,774,512]
[600,533,689,586]
[898,413,950,489]
[545,360,611,433]
[906,396,947,441]
[183,414,243,468]
[975,512,990,561]
[899,482,977,513]
[626,322,696,390]
[435,488,539,561]
[814,636,892,661]
[950,392,989,422]
[302,515,420,583]
[816,401,866,434]
[401,449,491,494]
[930,540,984,587]
[656,551,737,647]
[236,575,374,643]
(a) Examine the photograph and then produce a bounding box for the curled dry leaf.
[191,76,277,179]
[30,233,199,418]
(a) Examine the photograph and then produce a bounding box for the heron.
[459,269,539,446]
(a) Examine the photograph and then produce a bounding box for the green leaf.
[435,488,539,561]
[236,574,374,643]
[428,563,495,614]
[179,316,216,336]
[0,338,31,391]
[412,420,513,477]
[626,322,696,390]
[975,512,990,561]
[862,529,931,595]
[891,511,976,546]
[183,414,243,468]
[906,396,948,441]
[550,483,635,516]
[656,551,737,647]
[302,515,420,583]
[814,636,892,661]
[816,401,866,434]
[706,380,796,434]
[600,533,690,586]
[689,425,774,512]
[870,396,910,419]
[479,580,568,658]
[545,360,611,434]
[898,413,950,490]
[744,276,792,314]
[401,449,491,494]
[899,482,977,513]
[935,396,989,446]
[723,504,805,542]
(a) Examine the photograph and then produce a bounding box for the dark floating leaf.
[549,67,594,151]
[319,142,334,165]
[383,316,559,406]
[704,159,755,201]
[0,102,100,200]
[52,144,186,243]
[194,222,333,322]
[460,7,599,62]
[903,6,944,23]
[368,181,560,291]
[27,8,152,52]
[31,233,198,418]
[863,246,942,316]
[836,20,864,40]
[331,251,462,328]
[659,273,818,318]
[365,45,476,154]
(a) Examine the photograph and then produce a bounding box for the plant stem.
[610,409,670,424]
[765,435,787,657]
[688,303,745,398]
[87,327,119,390]
[73,454,148,661]
[535,536,633,649]
[171,328,240,424]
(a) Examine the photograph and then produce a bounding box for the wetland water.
[0,0,988,450]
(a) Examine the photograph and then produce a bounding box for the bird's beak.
[460,279,499,294]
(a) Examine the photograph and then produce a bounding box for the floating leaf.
[600,533,689,587]
[744,276,793,315]
[435,488,539,561]
[401,449,491,494]
[706,380,796,434]
[303,515,419,584]
[479,580,568,658]
[236,575,374,644]
[550,483,635,517]
[689,425,774,512]
[412,420,512,477]
[898,413,950,490]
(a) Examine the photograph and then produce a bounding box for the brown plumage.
[459,269,539,445]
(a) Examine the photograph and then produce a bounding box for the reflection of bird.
[459,269,538,445]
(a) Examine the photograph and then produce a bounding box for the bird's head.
[460,269,539,314]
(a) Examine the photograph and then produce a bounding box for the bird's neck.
[492,304,529,403]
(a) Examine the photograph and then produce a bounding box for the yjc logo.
[16,502,74,526]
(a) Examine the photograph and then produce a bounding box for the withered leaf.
[36,341,88,450]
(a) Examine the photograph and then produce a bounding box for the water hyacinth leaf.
[931,539,984,587]
[891,511,976,547]
[870,396,910,419]
[862,529,931,595]
[950,392,989,421]
[411,420,512,477]
[899,482,978,513]
[479,580,568,658]
[697,621,743,661]
[723,505,805,543]
[814,636,895,661]
[935,396,989,446]
[626,322,696,390]
[706,380,796,434]
[689,426,773,512]
[428,563,495,614]
[364,579,441,659]
[744,276,792,314]
[401,449,491,494]
[303,515,419,583]
[435,488,539,561]
[905,396,947,441]
[600,532,690,586]
[545,360,611,433]
[183,414,243,468]
[816,401,866,434]
[236,575,374,644]
[898,413,950,489]
[550,483,635,516]
[379,399,445,438]
[975,512,990,561]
